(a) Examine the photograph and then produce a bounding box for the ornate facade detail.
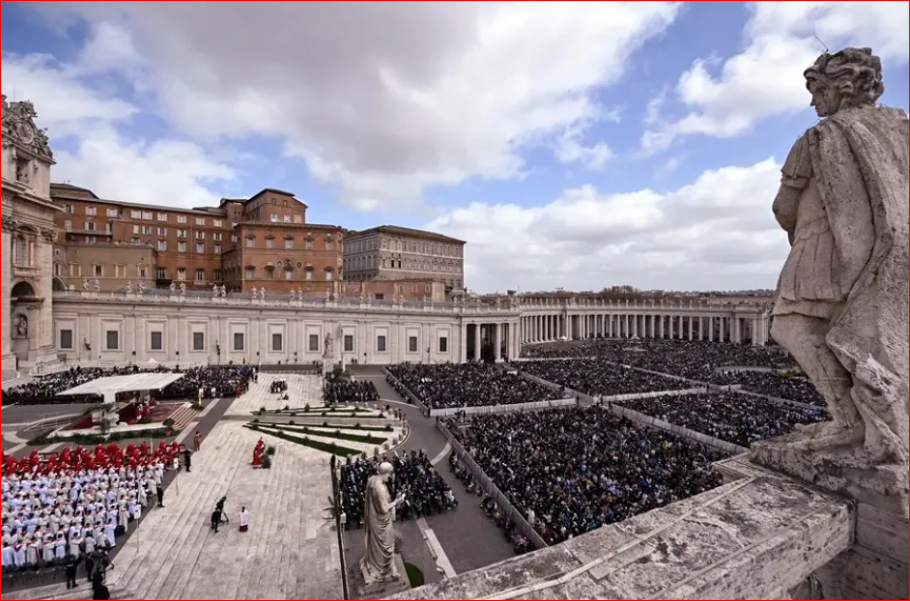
[1,95,55,163]
[0,215,19,234]
[40,228,58,243]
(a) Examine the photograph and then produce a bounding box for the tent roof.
[57,373,185,397]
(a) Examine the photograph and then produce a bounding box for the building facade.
[50,185,344,294]
[2,95,63,378]
[343,225,465,292]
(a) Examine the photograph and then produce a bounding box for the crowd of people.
[519,340,826,406]
[337,451,457,528]
[619,393,829,448]
[448,407,723,545]
[518,360,693,398]
[323,378,380,406]
[387,363,555,410]
[1,443,174,581]
[2,365,256,407]
[734,372,825,407]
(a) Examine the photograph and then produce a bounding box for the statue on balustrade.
[761,48,908,509]
[360,462,406,586]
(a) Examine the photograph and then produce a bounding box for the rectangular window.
[325,270,334,281]
[59,330,74,350]
[66,204,75,214]
[270,214,278,222]
[196,231,206,240]
[157,213,168,222]
[193,332,205,351]
[308,334,319,352]
[266,239,275,249]
[213,220,223,228]
[158,227,168,236]
[246,237,255,248]
[106,331,120,351]
[177,268,187,281]
[343,334,354,353]
[156,268,168,280]
[93,264,103,277]
[306,239,314,250]
[284,270,292,280]
[178,241,187,253]
[245,267,255,280]
[377,335,387,352]
[195,217,206,226]
[283,215,291,223]
[195,269,205,282]
[177,229,187,238]
[69,263,81,277]
[408,336,418,353]
[85,221,96,231]
[439,336,448,353]
[374,293,384,301]
[142,226,153,235]
[158,240,167,251]
[284,239,294,250]
[213,233,223,241]
[214,269,223,281]
[138,266,148,279]
[196,242,205,254]
[115,265,126,278]
[65,221,73,231]
[272,333,283,352]
[305,271,313,281]
[150,331,163,351]
[85,206,97,216]
[177,215,187,224]
[213,244,222,254]
[326,241,335,251]
[233,332,245,351]
[130,210,142,219]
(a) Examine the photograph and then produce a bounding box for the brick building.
[49,184,345,294]
[342,225,465,292]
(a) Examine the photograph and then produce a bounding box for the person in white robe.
[13,543,26,567]
[104,519,117,548]
[43,536,56,563]
[1,539,12,568]
[69,534,82,559]
[84,532,96,555]
[54,533,66,560]
[239,508,250,533]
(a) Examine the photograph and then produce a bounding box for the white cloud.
[1,38,236,207]
[644,1,910,150]
[34,1,682,209]
[427,158,786,293]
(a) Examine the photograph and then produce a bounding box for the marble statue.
[92,279,101,292]
[136,281,146,295]
[298,287,304,300]
[213,283,220,296]
[179,282,187,297]
[169,282,176,293]
[260,287,267,300]
[762,48,909,499]
[220,285,227,297]
[13,315,28,339]
[82,279,90,291]
[125,281,133,294]
[360,462,406,585]
[323,332,334,358]
[290,289,297,301]
[250,286,257,299]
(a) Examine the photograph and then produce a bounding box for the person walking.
[239,507,250,533]
[183,448,193,473]
[194,431,203,452]
[156,484,165,508]
[65,554,79,590]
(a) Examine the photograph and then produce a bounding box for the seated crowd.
[521,340,823,405]
[448,407,723,545]
[3,366,255,407]
[734,372,825,407]
[323,379,380,406]
[518,359,693,398]
[1,442,177,574]
[338,451,457,528]
[619,393,829,448]
[387,363,554,410]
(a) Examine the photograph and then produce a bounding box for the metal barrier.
[437,421,548,551]
[329,456,351,600]
[382,368,430,417]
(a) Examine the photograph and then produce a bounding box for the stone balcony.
[390,456,854,600]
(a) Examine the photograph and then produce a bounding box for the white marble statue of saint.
[768,48,908,467]
[360,462,406,585]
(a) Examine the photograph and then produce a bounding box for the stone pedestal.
[1,353,17,382]
[357,554,410,600]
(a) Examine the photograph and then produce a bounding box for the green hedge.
[259,423,387,445]
[245,425,362,458]
[28,427,174,447]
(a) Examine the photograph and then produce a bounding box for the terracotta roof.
[347,225,465,245]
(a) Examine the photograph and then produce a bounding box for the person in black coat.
[65,554,80,590]
[183,448,193,473]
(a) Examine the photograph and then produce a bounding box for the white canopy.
[57,373,185,399]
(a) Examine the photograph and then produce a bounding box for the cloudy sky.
[3,2,907,293]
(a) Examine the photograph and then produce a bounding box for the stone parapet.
[390,457,853,600]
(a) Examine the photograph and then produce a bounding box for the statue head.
[377,461,394,482]
[805,48,884,118]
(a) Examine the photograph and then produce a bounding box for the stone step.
[167,403,197,431]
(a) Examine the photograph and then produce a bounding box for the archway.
[11,281,36,299]
[10,281,37,368]
[52,278,67,293]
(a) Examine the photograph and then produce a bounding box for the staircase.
[0,583,132,601]
[167,402,200,431]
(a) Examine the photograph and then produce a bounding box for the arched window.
[14,236,26,267]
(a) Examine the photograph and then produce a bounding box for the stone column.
[688,316,695,341]
[698,317,704,341]
[658,315,665,339]
[494,323,502,362]
[708,316,715,342]
[1,226,13,378]
[474,323,482,361]
[460,323,468,362]
[719,318,726,343]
